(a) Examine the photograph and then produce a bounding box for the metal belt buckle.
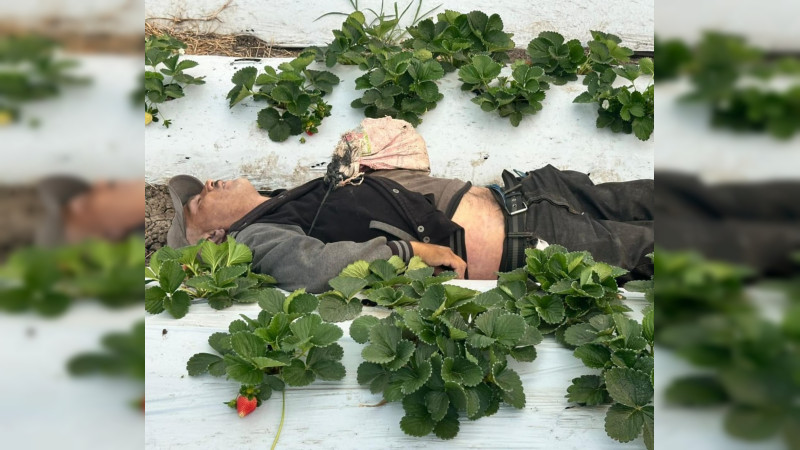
[504,194,528,216]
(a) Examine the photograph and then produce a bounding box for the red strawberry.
[306,130,315,136]
[236,395,257,418]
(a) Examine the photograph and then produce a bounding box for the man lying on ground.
[38,176,145,245]
[166,164,653,293]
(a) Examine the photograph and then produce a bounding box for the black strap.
[496,171,537,272]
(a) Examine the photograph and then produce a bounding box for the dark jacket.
[229,174,466,293]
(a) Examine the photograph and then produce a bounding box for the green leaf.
[186,353,223,376]
[384,340,416,371]
[613,64,641,81]
[632,116,654,141]
[402,309,437,344]
[433,408,460,440]
[492,363,522,392]
[231,66,257,89]
[224,354,263,385]
[393,360,432,394]
[408,59,444,82]
[362,323,402,364]
[501,383,526,409]
[225,237,253,266]
[613,314,648,350]
[400,393,436,437]
[251,356,288,369]
[419,284,446,312]
[564,323,598,346]
[574,343,611,368]
[164,291,191,319]
[566,375,611,405]
[643,406,654,450]
[230,332,266,358]
[414,80,440,103]
[473,309,526,347]
[458,55,501,85]
[318,296,362,323]
[158,260,185,293]
[340,260,370,278]
[510,345,537,362]
[665,375,728,406]
[214,265,248,286]
[281,359,316,386]
[639,57,654,76]
[208,332,232,354]
[604,368,653,407]
[532,295,565,324]
[642,307,654,343]
[144,286,166,314]
[256,108,292,142]
[441,356,483,387]
[257,288,285,313]
[357,362,391,394]
[289,314,343,348]
[725,405,782,441]
[284,291,319,315]
[369,259,397,281]
[328,276,368,299]
[349,315,381,344]
[605,403,646,443]
[425,391,450,422]
[306,344,346,381]
[229,319,249,333]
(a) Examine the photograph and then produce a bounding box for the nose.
[205,179,215,191]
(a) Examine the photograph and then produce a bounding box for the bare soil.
[145,184,173,259]
[0,186,44,263]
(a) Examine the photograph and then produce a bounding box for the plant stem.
[270,389,286,450]
[577,59,592,76]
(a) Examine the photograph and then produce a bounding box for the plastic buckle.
[504,193,528,216]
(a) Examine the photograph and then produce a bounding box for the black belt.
[489,171,538,273]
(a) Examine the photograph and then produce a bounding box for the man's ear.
[206,229,226,244]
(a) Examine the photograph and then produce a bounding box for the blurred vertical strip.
[656,1,800,449]
[0,1,143,449]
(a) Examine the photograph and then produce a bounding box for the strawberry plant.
[348,278,539,439]
[0,236,145,316]
[68,320,145,410]
[653,250,800,447]
[144,237,277,319]
[682,32,800,139]
[226,50,339,141]
[186,290,345,446]
[317,255,451,323]
[402,10,515,73]
[144,34,205,128]
[314,2,440,67]
[569,32,654,141]
[563,312,654,449]
[525,31,587,85]
[0,34,88,125]
[512,246,654,449]
[458,56,550,126]
[350,48,445,126]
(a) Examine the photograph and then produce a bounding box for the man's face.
[63,180,145,242]
[184,178,263,244]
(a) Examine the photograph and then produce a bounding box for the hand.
[409,241,467,279]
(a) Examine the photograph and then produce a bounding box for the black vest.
[229,175,467,260]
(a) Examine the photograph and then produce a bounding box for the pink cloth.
[333,117,431,181]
